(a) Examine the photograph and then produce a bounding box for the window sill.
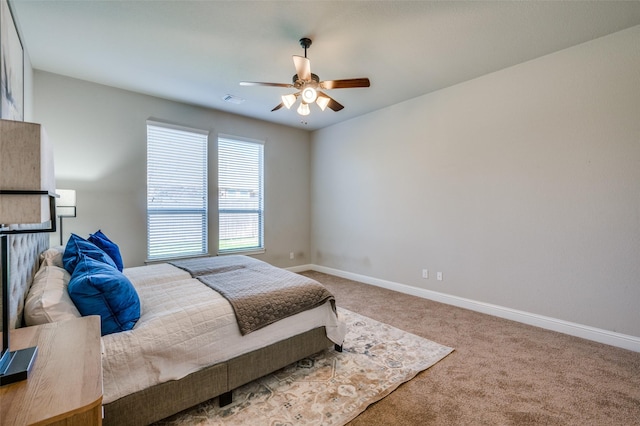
[217,249,266,257]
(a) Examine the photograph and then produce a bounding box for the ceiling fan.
[240,38,370,116]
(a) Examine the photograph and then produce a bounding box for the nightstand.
[0,315,103,425]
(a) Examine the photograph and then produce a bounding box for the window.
[147,121,208,260]
[218,136,264,254]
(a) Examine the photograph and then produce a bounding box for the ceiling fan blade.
[240,81,293,88]
[317,91,344,111]
[271,102,285,112]
[327,98,344,112]
[293,55,311,81]
[320,78,370,89]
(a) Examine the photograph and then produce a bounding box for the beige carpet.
[302,271,640,425]
[155,308,453,425]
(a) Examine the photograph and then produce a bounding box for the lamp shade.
[281,93,297,109]
[0,119,55,225]
[297,102,310,116]
[56,189,76,217]
[316,95,330,111]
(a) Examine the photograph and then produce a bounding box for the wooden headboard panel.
[7,233,49,329]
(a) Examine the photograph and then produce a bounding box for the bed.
[7,233,345,426]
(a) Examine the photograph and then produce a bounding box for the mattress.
[101,263,345,404]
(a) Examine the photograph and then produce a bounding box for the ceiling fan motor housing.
[292,73,320,86]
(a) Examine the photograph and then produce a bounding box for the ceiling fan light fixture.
[301,87,317,103]
[241,37,370,117]
[297,102,310,116]
[282,93,297,109]
[316,95,330,111]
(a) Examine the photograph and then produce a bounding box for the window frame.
[146,120,209,261]
[217,134,265,255]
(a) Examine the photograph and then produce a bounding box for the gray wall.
[311,26,640,337]
[27,25,640,340]
[34,71,311,268]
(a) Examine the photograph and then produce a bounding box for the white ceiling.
[10,1,640,131]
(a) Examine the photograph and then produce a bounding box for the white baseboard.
[308,264,640,353]
[286,264,314,273]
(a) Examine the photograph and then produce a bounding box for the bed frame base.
[102,327,333,426]
[219,341,344,408]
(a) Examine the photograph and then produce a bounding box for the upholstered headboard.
[7,233,49,329]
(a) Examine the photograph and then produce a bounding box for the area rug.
[155,308,454,425]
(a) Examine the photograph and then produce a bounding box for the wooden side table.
[0,316,103,425]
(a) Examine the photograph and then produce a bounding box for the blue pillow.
[88,230,124,271]
[63,233,117,274]
[68,255,140,336]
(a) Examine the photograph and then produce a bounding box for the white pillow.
[24,265,81,326]
[39,245,65,268]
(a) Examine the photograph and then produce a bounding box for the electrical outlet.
[422,269,429,279]
[289,252,294,260]
[437,272,443,281]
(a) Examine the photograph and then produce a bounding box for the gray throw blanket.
[170,255,335,335]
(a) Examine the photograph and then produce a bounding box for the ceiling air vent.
[222,94,245,104]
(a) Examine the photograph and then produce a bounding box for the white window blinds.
[147,122,208,261]
[218,136,264,254]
